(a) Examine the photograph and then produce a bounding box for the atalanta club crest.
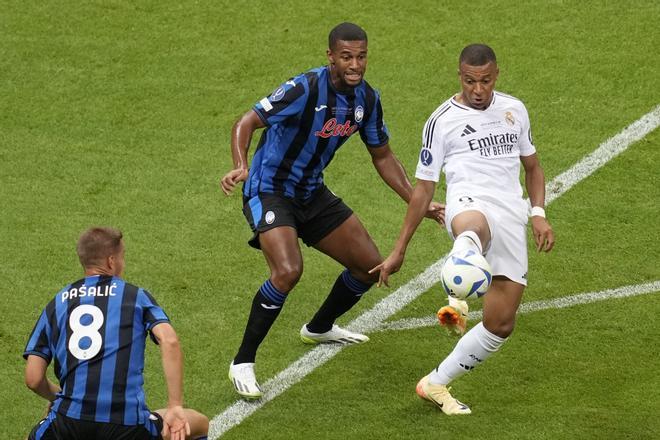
[354,105,364,123]
[420,149,433,166]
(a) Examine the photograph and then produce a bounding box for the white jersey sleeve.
[518,103,536,157]
[415,106,449,182]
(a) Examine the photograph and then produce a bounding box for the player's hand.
[531,217,554,252]
[162,405,191,440]
[369,251,405,287]
[424,201,445,225]
[220,168,249,195]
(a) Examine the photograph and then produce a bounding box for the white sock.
[451,230,483,254]
[429,322,506,385]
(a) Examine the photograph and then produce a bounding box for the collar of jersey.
[451,92,497,111]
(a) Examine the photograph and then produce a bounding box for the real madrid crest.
[354,105,364,123]
[504,111,515,126]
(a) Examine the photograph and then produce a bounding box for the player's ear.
[107,254,116,272]
[326,48,334,65]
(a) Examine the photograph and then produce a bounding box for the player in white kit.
[371,44,554,414]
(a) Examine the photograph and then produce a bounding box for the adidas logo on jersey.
[460,124,477,137]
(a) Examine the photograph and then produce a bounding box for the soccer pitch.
[2,1,659,439]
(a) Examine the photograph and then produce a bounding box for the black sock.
[234,280,287,364]
[306,270,372,334]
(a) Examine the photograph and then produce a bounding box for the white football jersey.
[415,91,536,201]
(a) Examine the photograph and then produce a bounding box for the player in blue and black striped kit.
[220,22,442,399]
[24,227,208,440]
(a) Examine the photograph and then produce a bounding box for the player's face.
[458,61,499,110]
[327,40,368,91]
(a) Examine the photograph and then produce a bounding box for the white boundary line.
[377,280,660,332]
[544,104,660,204]
[209,105,660,438]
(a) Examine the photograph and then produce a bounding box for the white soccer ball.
[441,250,492,300]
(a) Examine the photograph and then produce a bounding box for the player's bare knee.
[349,255,381,284]
[351,268,379,285]
[271,264,302,292]
[484,319,515,338]
[451,213,490,244]
[191,410,210,436]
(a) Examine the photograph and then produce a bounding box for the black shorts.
[29,410,163,440]
[242,185,353,249]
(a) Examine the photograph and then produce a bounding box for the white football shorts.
[445,194,529,286]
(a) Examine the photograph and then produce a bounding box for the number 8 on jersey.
[68,304,104,360]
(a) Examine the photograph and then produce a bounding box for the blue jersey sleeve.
[138,289,170,334]
[23,308,52,362]
[253,76,308,126]
[359,89,389,147]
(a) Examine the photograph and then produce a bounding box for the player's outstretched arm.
[370,179,437,286]
[220,110,265,195]
[521,153,555,252]
[151,323,190,440]
[368,144,444,223]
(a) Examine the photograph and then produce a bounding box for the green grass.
[225,295,660,440]
[224,127,660,440]
[1,0,659,438]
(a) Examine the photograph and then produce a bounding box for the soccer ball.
[441,250,492,300]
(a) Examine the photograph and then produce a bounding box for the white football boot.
[416,374,471,415]
[300,324,369,345]
[228,361,263,400]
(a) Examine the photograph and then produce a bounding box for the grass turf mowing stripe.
[208,106,660,439]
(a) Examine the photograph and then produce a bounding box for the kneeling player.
[24,227,209,439]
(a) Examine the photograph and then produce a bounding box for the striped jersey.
[416,91,536,201]
[246,65,390,200]
[23,275,169,426]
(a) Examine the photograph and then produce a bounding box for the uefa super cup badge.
[270,87,285,102]
[505,111,515,126]
[420,149,433,166]
[354,105,364,123]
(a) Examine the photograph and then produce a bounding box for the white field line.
[377,280,660,332]
[544,104,660,204]
[209,105,660,439]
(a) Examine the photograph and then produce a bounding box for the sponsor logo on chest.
[313,105,363,138]
[461,119,519,157]
[314,118,358,138]
[467,131,519,157]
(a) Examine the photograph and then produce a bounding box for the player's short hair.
[329,22,367,50]
[76,227,123,268]
[459,44,497,67]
